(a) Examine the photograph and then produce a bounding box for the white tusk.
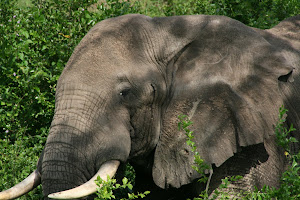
[48,160,120,199]
[0,170,41,200]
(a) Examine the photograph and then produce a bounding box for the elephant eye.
[119,89,130,97]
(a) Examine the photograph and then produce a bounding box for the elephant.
[1,14,300,200]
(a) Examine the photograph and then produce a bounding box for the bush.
[263,106,300,199]
[95,176,150,200]
[0,134,44,199]
[138,0,299,28]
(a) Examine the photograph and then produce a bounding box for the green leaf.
[85,13,91,19]
[36,14,45,22]
[18,52,24,60]
[20,29,30,38]
[42,45,47,51]
[127,184,133,190]
[122,177,128,185]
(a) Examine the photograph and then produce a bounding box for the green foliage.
[96,0,141,19]
[95,176,150,200]
[0,135,43,199]
[265,106,300,199]
[138,0,299,28]
[207,0,299,28]
[178,115,243,200]
[275,106,298,151]
[178,115,210,183]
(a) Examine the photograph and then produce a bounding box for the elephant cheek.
[94,126,132,168]
[129,106,161,158]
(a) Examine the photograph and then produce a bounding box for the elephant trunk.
[40,85,105,198]
[40,85,131,199]
[40,124,97,199]
[0,84,131,199]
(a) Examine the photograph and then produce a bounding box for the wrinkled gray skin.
[25,14,300,199]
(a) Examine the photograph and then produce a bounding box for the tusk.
[48,160,120,199]
[0,170,41,200]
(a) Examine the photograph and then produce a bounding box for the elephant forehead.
[59,46,161,90]
[60,50,128,83]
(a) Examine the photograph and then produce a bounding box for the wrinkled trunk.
[38,85,131,199]
[40,125,95,199]
[39,86,101,198]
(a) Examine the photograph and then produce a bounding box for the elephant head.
[1,14,299,199]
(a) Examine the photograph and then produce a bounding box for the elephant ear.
[267,15,300,51]
[152,16,294,189]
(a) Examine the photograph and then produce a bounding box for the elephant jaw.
[0,170,41,199]
[47,160,120,199]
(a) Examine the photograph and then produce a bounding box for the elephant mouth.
[0,160,120,200]
[47,160,120,199]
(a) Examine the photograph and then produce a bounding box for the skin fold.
[0,14,299,200]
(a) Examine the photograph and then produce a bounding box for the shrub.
[260,106,300,199]
[138,0,299,28]
[95,175,150,200]
[0,134,44,199]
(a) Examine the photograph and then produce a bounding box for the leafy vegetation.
[178,115,211,184]
[0,0,299,199]
[178,115,243,200]
[95,176,150,200]
[136,0,299,28]
[261,106,300,199]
